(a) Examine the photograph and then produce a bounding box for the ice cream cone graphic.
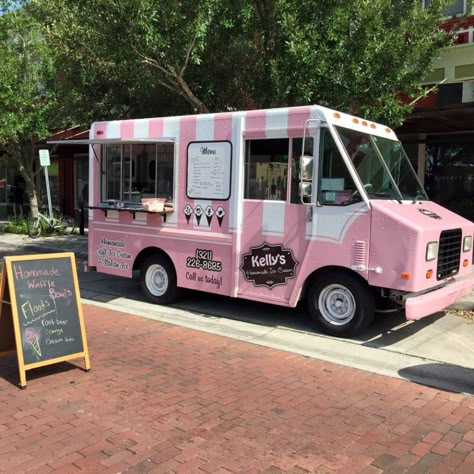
[216,206,226,228]
[25,327,42,359]
[184,205,193,225]
[194,205,203,226]
[205,206,214,226]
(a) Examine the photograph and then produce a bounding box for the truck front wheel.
[140,254,179,305]
[307,271,374,337]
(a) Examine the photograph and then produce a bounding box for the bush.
[3,217,28,235]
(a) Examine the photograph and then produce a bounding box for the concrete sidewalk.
[1,304,474,473]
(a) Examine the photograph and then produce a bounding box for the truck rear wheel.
[307,271,374,337]
[140,254,179,305]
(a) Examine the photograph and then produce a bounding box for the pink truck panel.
[406,276,474,320]
[369,201,474,292]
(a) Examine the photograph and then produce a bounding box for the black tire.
[27,216,42,238]
[307,271,375,337]
[62,216,75,235]
[140,254,179,305]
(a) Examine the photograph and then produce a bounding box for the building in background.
[0,126,88,222]
[399,1,474,221]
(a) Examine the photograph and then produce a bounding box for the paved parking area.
[1,304,474,473]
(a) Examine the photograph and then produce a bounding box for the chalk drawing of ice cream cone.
[194,205,203,226]
[205,206,214,226]
[216,206,226,228]
[25,327,42,358]
[183,205,193,225]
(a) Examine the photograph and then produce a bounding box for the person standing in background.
[12,177,24,218]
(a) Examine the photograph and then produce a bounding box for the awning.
[398,102,474,142]
[48,138,175,145]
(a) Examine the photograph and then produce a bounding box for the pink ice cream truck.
[53,105,474,336]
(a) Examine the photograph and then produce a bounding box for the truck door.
[237,133,315,305]
[237,125,372,308]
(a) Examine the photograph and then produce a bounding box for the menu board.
[187,141,232,200]
[0,253,90,388]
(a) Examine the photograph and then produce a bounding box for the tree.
[0,0,63,218]
[268,0,459,126]
[31,0,222,121]
[32,0,460,127]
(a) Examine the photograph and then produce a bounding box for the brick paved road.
[1,305,473,473]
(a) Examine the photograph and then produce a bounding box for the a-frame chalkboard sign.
[0,252,90,388]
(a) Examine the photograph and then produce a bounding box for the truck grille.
[437,228,462,280]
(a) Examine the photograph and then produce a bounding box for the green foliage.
[22,0,466,128]
[0,1,60,143]
[268,0,456,126]
[3,217,28,235]
[30,0,222,120]
[0,0,64,217]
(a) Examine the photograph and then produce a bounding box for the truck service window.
[103,145,122,202]
[100,142,174,205]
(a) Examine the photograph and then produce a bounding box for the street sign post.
[38,149,53,219]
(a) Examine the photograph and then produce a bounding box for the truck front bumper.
[405,276,474,321]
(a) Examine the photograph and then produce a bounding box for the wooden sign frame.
[0,252,90,388]
[0,267,15,358]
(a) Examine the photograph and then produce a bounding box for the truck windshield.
[335,126,428,201]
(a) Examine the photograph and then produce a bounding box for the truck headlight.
[426,241,438,261]
[463,235,472,252]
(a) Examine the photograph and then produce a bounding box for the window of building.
[318,128,359,206]
[423,0,465,17]
[425,142,474,221]
[100,142,174,205]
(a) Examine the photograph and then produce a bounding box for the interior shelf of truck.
[88,204,174,221]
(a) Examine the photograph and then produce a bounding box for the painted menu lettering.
[187,141,232,200]
[185,248,224,290]
[10,258,82,363]
[96,236,132,270]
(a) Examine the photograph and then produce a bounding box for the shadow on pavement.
[78,267,443,347]
[359,311,446,348]
[399,363,474,395]
[0,351,83,389]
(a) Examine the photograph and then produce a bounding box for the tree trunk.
[25,181,40,219]
[9,139,40,219]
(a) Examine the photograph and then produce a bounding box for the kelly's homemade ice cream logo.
[241,243,298,289]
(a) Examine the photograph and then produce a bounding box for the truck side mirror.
[300,155,313,181]
[300,182,312,203]
[300,155,313,204]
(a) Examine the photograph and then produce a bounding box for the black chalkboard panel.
[1,253,90,388]
[10,256,84,364]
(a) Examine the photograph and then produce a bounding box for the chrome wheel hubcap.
[318,284,356,326]
[146,264,169,296]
